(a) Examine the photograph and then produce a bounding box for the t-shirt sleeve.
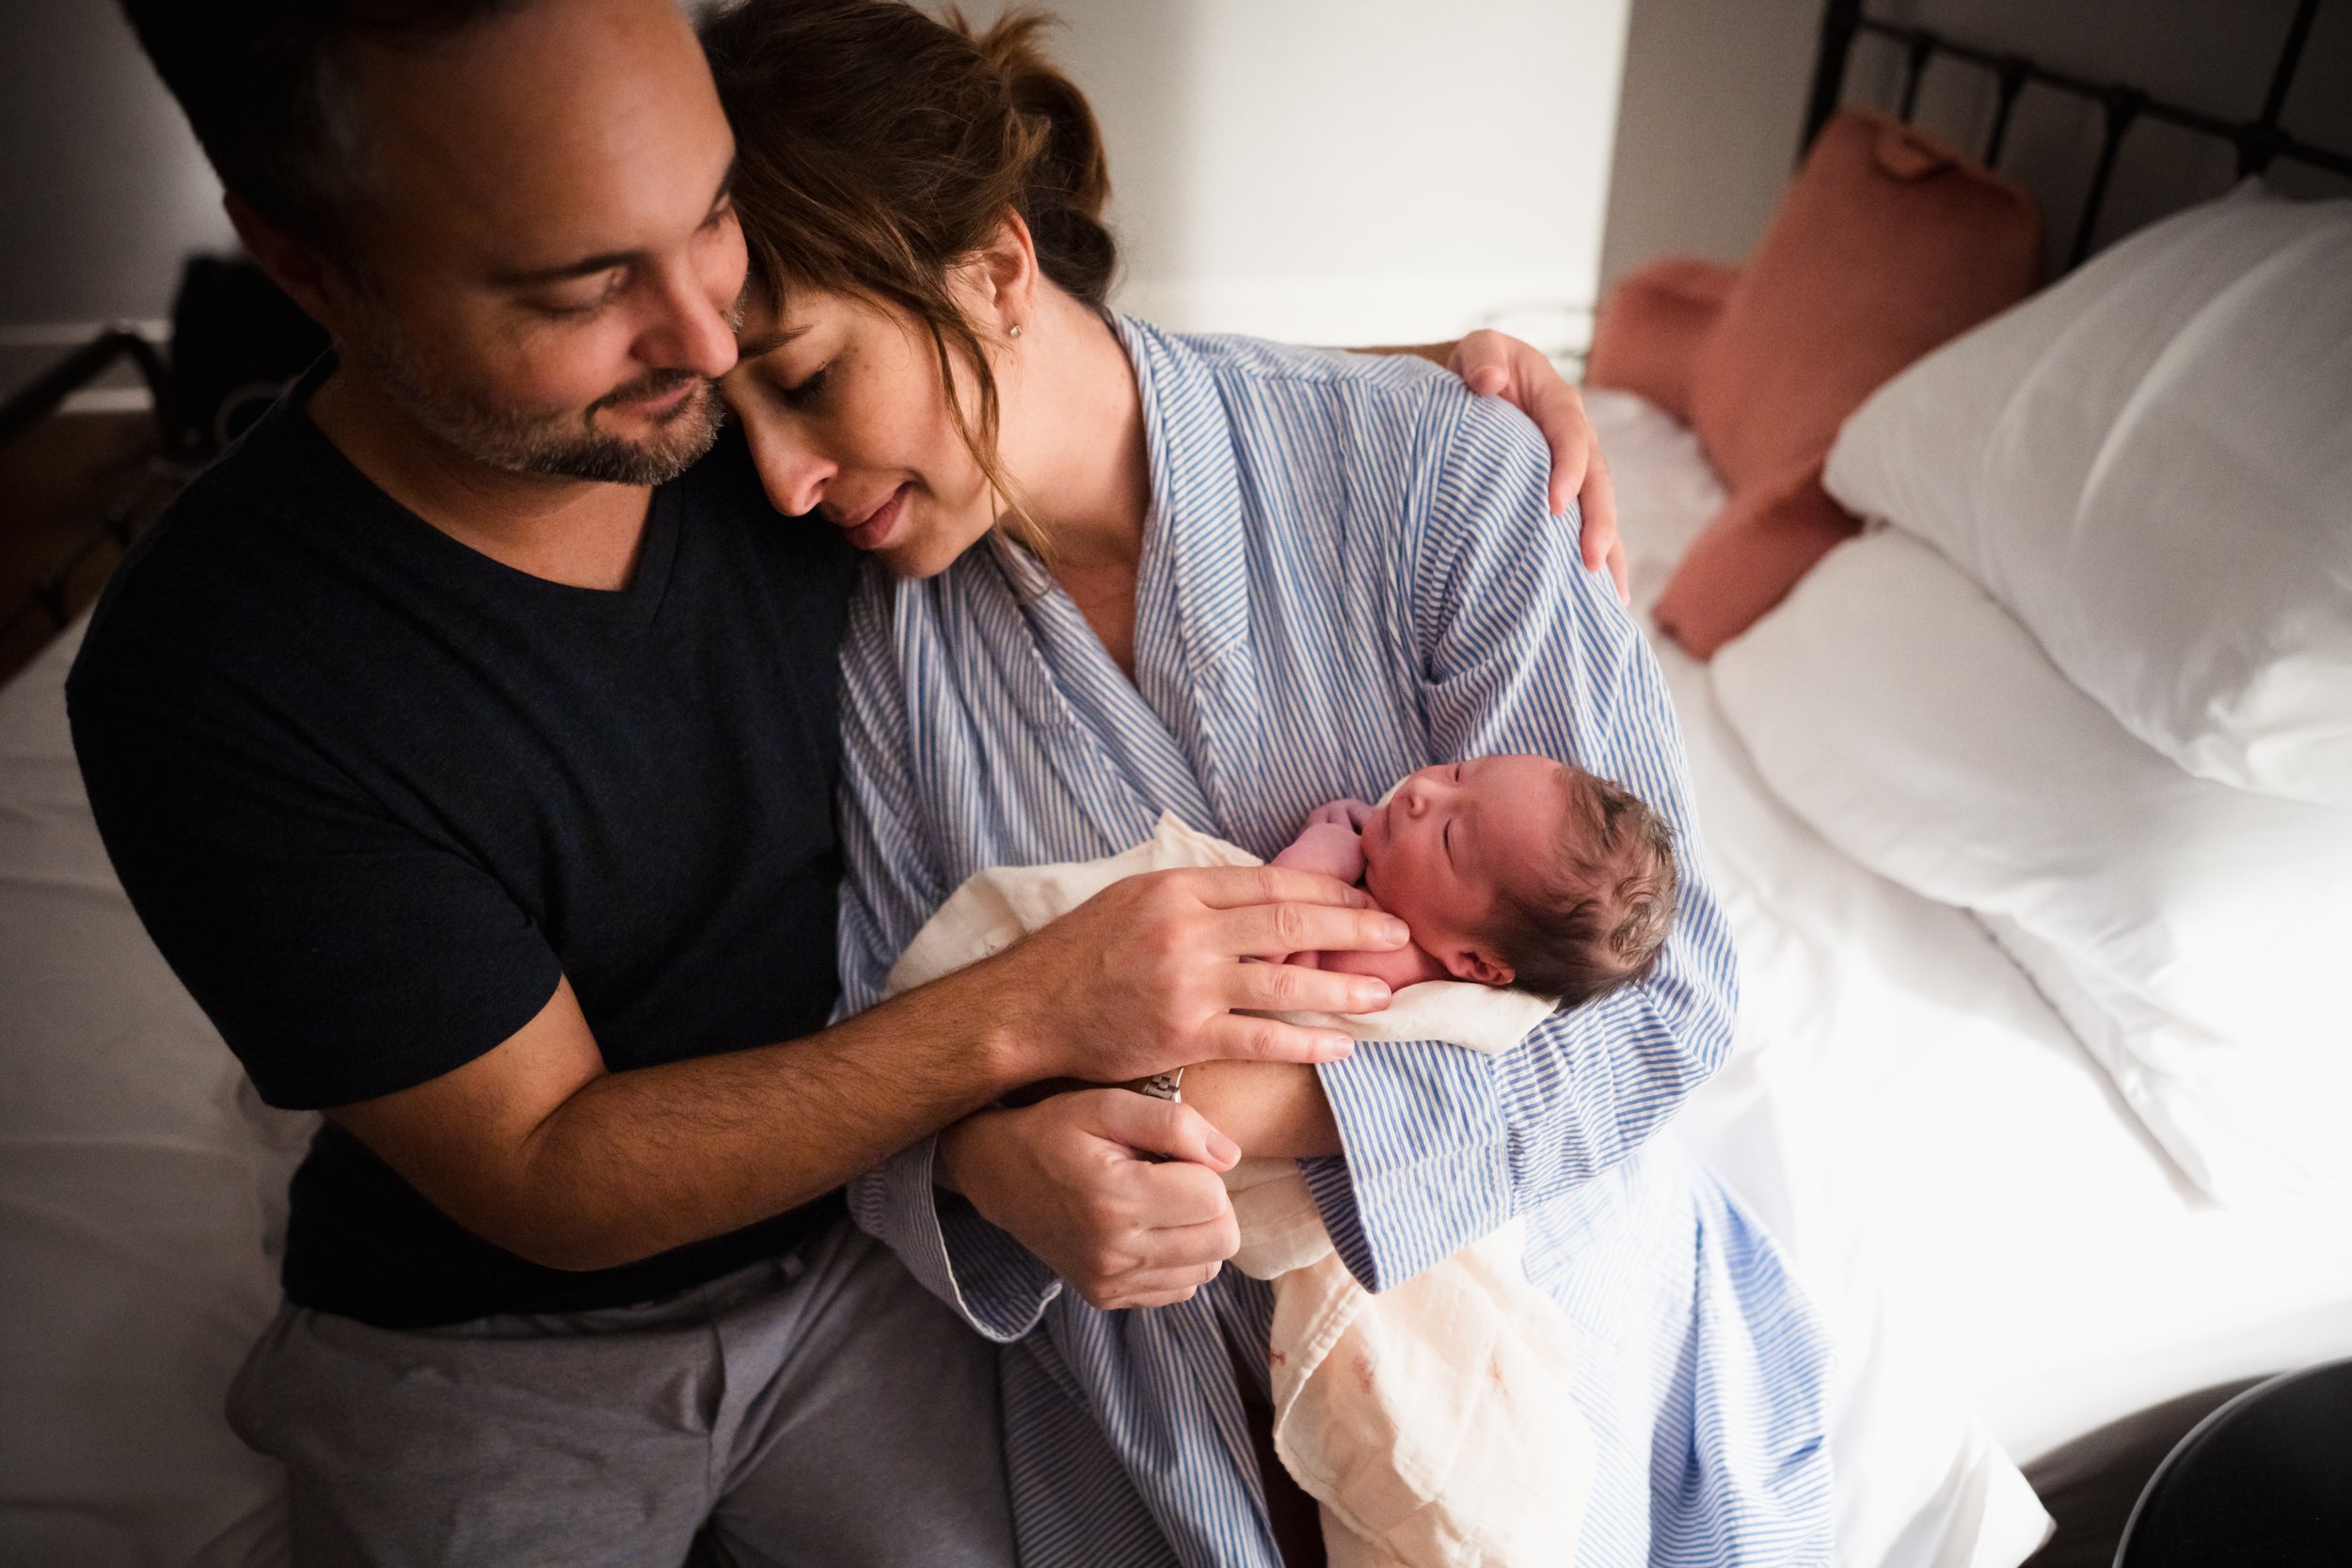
[69,688,564,1111]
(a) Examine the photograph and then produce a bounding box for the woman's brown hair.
[701,0,1117,534]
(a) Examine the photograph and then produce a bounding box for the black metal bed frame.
[1802,0,2349,268]
[0,329,194,655]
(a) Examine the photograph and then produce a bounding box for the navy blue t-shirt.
[68,372,856,1328]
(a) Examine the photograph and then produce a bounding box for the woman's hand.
[977,864,1404,1087]
[938,1091,1243,1309]
[1449,330,1628,603]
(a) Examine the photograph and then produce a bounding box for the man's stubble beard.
[347,314,728,487]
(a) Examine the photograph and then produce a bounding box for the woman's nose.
[750,428,836,516]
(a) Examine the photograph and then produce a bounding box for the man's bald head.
[121,1,527,261]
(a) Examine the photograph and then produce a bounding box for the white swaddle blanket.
[885,815,1594,1568]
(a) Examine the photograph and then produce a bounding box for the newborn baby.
[879,756,1679,1568]
[1272,754,1678,1004]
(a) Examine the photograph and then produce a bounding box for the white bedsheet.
[1593,387,2352,1467]
[0,616,310,1566]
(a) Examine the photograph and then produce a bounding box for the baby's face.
[1359,754,1571,986]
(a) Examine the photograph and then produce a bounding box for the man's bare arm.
[331,863,1406,1272]
[335,971,1028,1272]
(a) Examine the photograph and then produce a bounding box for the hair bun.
[958,8,1118,305]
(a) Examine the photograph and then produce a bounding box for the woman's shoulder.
[1182,323,1542,466]
[1121,316,1467,425]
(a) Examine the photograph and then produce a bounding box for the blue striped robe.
[838,319,1833,1567]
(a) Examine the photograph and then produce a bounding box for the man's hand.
[939,1091,1244,1309]
[984,864,1406,1086]
[1449,329,1628,603]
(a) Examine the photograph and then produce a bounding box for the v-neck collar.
[986,529,1215,836]
[276,356,684,631]
[1120,316,1254,684]
[969,317,1298,852]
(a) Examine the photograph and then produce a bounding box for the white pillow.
[1711,529,2352,1201]
[1825,182,2352,807]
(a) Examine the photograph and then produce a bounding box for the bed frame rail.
[1803,0,2347,267]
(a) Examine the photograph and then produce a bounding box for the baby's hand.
[1308,798,1375,833]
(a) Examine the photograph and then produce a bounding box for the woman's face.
[723,287,1003,578]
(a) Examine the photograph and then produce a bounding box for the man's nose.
[638,267,740,383]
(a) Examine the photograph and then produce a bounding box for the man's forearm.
[340,864,1403,1275]
[423,966,1036,1272]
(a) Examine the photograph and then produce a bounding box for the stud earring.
[1008,324,1024,339]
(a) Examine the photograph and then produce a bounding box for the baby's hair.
[1484,767,1678,1006]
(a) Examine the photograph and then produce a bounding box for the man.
[79,1,1624,1561]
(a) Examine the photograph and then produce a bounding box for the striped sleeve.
[834,581,1063,1341]
[1307,389,1741,1293]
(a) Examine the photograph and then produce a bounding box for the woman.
[704,4,1834,1564]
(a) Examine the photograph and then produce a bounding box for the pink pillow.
[1647,109,2041,657]
[1586,258,1742,424]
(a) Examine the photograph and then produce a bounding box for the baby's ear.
[1447,948,1514,987]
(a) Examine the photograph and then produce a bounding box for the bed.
[5,3,2350,1565]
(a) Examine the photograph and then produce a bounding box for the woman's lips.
[840,483,912,551]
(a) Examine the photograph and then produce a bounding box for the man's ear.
[1444,947,1514,988]
[224,192,347,338]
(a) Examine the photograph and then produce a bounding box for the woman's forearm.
[1179,1058,1342,1158]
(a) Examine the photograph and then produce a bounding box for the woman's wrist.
[934,1108,1005,1196]
[1181,1059,1343,1158]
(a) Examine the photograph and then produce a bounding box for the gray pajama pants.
[227,1219,1018,1568]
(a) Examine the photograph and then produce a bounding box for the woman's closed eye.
[778,363,833,407]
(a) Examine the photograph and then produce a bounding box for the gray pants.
[228,1219,1016,1568]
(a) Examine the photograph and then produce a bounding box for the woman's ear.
[1445,947,1514,988]
[958,209,1041,340]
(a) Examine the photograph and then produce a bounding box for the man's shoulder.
[69,460,281,698]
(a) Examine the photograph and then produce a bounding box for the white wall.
[0,0,1633,403]
[0,0,236,402]
[956,0,1633,355]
